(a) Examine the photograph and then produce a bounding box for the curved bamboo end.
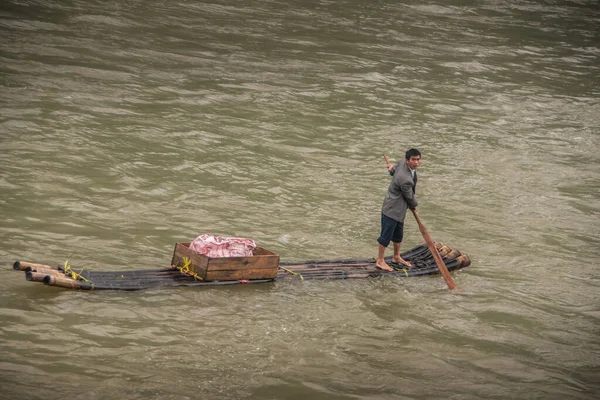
[437,246,452,257]
[455,254,471,267]
[13,261,22,271]
[444,249,461,261]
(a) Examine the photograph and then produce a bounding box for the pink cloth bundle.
[189,234,256,257]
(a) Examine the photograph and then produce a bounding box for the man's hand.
[383,154,393,171]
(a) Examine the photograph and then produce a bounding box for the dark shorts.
[377,213,404,247]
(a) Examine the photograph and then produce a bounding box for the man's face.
[407,155,421,170]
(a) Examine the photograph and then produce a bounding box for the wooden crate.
[171,242,279,281]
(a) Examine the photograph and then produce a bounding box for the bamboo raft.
[13,243,470,291]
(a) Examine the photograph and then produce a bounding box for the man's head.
[405,148,421,170]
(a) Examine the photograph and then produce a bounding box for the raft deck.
[13,243,471,291]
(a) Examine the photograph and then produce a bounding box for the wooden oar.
[410,208,458,290]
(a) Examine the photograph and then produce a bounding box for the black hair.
[405,148,421,160]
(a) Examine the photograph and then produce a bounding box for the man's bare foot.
[375,260,394,271]
[391,257,413,268]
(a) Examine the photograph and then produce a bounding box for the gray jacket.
[381,159,418,222]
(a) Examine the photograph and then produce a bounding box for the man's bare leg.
[375,243,393,271]
[391,242,413,267]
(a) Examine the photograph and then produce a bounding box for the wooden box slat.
[205,268,278,281]
[171,242,279,281]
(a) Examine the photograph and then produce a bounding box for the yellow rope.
[402,268,409,277]
[63,260,93,286]
[176,257,203,281]
[279,266,304,280]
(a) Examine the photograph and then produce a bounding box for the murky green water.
[1,1,599,399]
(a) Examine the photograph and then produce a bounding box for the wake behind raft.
[13,241,471,291]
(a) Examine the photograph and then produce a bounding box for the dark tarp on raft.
[13,243,471,291]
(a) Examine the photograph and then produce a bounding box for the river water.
[1,0,599,399]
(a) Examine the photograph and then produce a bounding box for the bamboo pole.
[43,275,93,290]
[79,273,202,289]
[25,266,63,277]
[455,254,471,268]
[13,261,55,271]
[280,246,431,266]
[26,272,50,282]
[437,245,452,257]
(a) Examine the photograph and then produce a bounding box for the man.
[375,148,421,271]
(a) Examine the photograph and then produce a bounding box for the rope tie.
[176,257,203,281]
[63,260,93,286]
[279,266,304,280]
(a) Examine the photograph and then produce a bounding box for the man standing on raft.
[376,148,421,271]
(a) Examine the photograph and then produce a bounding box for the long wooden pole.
[411,209,457,290]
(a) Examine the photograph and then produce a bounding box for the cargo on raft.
[13,242,471,291]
